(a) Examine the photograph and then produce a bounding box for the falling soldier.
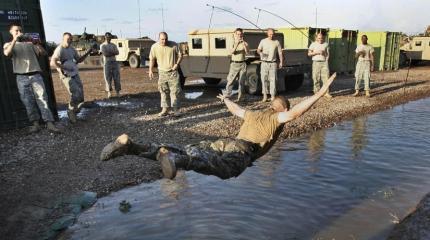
[3,23,60,133]
[100,32,121,98]
[50,32,94,123]
[148,32,183,116]
[308,33,332,98]
[353,35,374,97]
[257,28,283,102]
[224,28,249,101]
[100,73,337,180]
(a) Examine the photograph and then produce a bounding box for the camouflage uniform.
[354,44,374,91]
[312,61,329,93]
[158,70,181,108]
[131,138,260,180]
[103,61,121,92]
[60,74,85,112]
[225,62,246,97]
[16,74,54,122]
[260,62,278,96]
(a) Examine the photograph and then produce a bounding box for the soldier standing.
[100,32,121,98]
[3,23,60,133]
[224,28,249,101]
[257,28,283,102]
[148,32,183,117]
[50,32,93,123]
[308,33,332,98]
[353,35,374,97]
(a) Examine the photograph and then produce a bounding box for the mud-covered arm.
[217,94,245,119]
[278,73,337,123]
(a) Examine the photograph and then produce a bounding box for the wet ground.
[1,64,430,239]
[62,98,430,240]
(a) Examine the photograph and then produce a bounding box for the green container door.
[328,29,357,73]
[278,27,329,50]
[357,31,401,71]
[0,0,57,130]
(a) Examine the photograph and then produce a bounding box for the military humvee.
[401,36,430,63]
[111,38,155,68]
[71,30,116,56]
[179,28,311,94]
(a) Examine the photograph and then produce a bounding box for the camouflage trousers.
[133,138,260,180]
[103,61,121,92]
[260,62,277,96]
[225,62,246,97]
[312,61,330,93]
[60,74,84,112]
[16,73,54,122]
[355,60,371,91]
[158,70,181,108]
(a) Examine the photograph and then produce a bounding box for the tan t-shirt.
[236,109,282,146]
[100,42,119,62]
[257,38,282,62]
[149,41,181,72]
[3,42,42,74]
[231,41,246,62]
[309,42,329,61]
[356,44,374,61]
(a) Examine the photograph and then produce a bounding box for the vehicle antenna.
[206,4,264,31]
[254,7,310,40]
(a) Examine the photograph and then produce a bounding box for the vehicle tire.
[246,65,261,95]
[203,78,221,86]
[284,74,304,91]
[128,54,140,68]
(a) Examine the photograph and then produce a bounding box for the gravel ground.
[1,64,430,240]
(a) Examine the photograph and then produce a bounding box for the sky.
[40,0,430,43]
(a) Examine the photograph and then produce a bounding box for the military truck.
[111,37,155,68]
[401,36,430,63]
[71,30,116,56]
[179,28,311,94]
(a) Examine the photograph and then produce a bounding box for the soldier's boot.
[67,109,77,123]
[107,91,112,99]
[352,90,360,97]
[171,107,181,117]
[324,92,333,99]
[158,107,169,117]
[47,121,61,133]
[261,94,267,102]
[29,121,41,133]
[365,90,371,98]
[270,96,275,102]
[100,134,131,161]
[116,91,121,97]
[156,147,190,179]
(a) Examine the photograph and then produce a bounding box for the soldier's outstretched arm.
[217,94,245,119]
[278,73,337,123]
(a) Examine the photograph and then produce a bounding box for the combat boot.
[158,107,169,117]
[352,90,360,97]
[100,134,131,161]
[67,109,77,123]
[107,91,112,99]
[47,122,61,133]
[156,147,190,179]
[261,94,267,102]
[29,121,41,133]
[116,91,121,97]
[324,93,333,99]
[365,90,371,98]
[171,107,181,117]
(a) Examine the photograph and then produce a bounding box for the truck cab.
[179,28,311,94]
[111,38,155,68]
[401,37,430,63]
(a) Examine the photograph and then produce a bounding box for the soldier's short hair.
[63,32,72,37]
[234,28,243,33]
[267,28,275,33]
[8,22,21,30]
[159,32,168,40]
[271,96,290,112]
[362,35,368,39]
[105,32,112,37]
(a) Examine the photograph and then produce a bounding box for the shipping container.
[277,27,329,50]
[357,31,402,71]
[0,0,57,130]
[328,29,357,74]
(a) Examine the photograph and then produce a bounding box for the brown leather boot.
[100,134,131,161]
[29,121,41,133]
[352,90,360,97]
[365,90,371,98]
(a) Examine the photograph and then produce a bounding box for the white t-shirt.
[257,38,282,62]
[355,44,374,61]
[3,42,42,74]
[309,42,329,61]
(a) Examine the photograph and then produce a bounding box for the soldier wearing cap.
[100,32,121,98]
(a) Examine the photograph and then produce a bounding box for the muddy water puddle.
[63,98,430,240]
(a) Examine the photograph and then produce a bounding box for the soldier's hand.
[13,33,23,42]
[148,70,154,80]
[278,62,283,69]
[216,94,227,102]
